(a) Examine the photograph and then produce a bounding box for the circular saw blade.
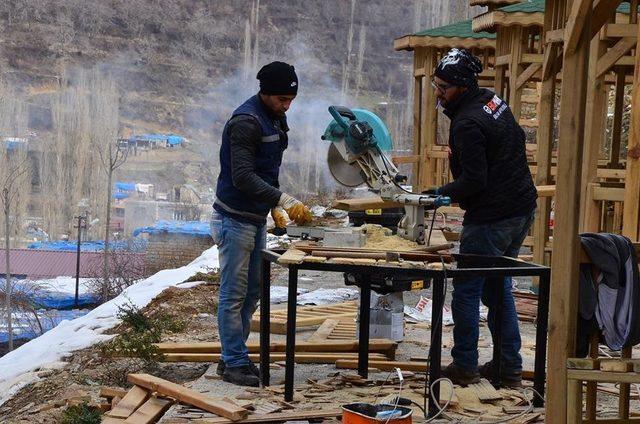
[327,143,366,187]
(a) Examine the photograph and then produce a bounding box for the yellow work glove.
[271,206,288,229]
[278,193,313,225]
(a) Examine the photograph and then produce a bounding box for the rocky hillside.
[0,0,480,197]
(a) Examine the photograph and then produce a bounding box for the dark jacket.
[438,87,537,224]
[214,95,288,224]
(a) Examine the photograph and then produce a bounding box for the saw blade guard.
[322,106,393,152]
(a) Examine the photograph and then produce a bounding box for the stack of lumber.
[101,373,247,423]
[153,337,397,364]
[512,291,538,322]
[250,301,359,333]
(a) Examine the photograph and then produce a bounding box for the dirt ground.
[1,263,639,423]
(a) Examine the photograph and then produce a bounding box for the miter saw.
[322,106,450,244]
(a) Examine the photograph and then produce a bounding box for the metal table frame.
[259,249,550,417]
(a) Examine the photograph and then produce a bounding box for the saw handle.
[328,106,356,131]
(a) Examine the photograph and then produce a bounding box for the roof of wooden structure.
[473,0,545,32]
[394,19,496,51]
[473,0,639,32]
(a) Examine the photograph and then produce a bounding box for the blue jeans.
[210,212,266,368]
[451,211,535,373]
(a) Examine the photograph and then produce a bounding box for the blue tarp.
[9,280,99,309]
[113,192,130,200]
[115,182,136,191]
[132,220,210,237]
[129,133,185,146]
[27,240,147,252]
[0,309,90,343]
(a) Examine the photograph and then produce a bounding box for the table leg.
[259,257,271,387]
[491,277,504,389]
[357,283,371,378]
[534,272,550,407]
[284,267,298,402]
[428,276,445,418]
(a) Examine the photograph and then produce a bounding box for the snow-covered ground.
[0,246,220,407]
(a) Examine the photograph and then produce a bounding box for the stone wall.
[145,233,214,274]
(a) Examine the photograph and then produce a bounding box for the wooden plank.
[546,29,565,44]
[567,358,600,369]
[595,37,637,77]
[536,185,556,197]
[469,379,503,403]
[391,155,420,165]
[127,374,248,421]
[161,352,389,363]
[516,63,542,90]
[185,408,342,424]
[600,358,635,372]
[591,185,625,202]
[155,339,395,354]
[107,386,150,419]
[602,23,638,38]
[124,396,173,424]
[250,301,358,334]
[103,418,127,424]
[306,318,350,342]
[276,249,306,265]
[567,369,640,384]
[100,387,129,400]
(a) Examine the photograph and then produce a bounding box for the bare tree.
[0,154,30,352]
[98,142,127,302]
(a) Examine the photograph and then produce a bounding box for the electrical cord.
[426,209,438,246]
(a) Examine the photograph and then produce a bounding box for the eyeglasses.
[431,79,454,92]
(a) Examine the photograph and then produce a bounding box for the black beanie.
[257,61,298,95]
[434,48,483,87]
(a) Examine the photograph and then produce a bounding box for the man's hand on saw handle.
[278,193,313,225]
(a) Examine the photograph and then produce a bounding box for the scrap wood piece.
[277,249,307,265]
[100,387,129,400]
[336,359,428,372]
[124,396,173,424]
[107,385,150,419]
[250,301,358,334]
[599,358,640,372]
[566,357,599,370]
[103,418,127,423]
[469,379,503,403]
[253,401,283,415]
[188,408,343,424]
[154,338,395,355]
[127,374,248,421]
[161,352,389,363]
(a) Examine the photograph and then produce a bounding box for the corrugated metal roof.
[0,249,145,279]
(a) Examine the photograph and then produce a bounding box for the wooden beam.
[602,23,639,39]
[581,28,610,232]
[516,63,542,90]
[509,27,525,120]
[610,70,626,167]
[591,185,626,201]
[154,340,396,354]
[623,22,640,239]
[412,48,424,189]
[546,29,565,44]
[595,37,637,77]
[391,155,419,165]
[591,0,626,40]
[160,352,389,363]
[565,0,594,55]
[495,54,510,66]
[522,53,544,63]
[547,4,593,423]
[420,47,439,190]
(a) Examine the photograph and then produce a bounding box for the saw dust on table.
[361,224,419,251]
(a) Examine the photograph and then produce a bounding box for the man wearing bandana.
[426,49,537,387]
[211,61,312,386]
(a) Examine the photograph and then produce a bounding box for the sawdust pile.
[360,224,418,251]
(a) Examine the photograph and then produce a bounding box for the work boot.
[441,363,481,386]
[479,361,522,388]
[222,365,260,387]
[217,360,260,377]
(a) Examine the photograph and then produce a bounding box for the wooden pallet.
[306,318,357,342]
[250,301,358,334]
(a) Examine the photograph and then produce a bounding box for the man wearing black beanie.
[211,61,311,387]
[426,49,537,388]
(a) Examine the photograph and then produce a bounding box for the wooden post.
[494,31,508,97]
[622,20,640,239]
[546,2,593,423]
[420,47,438,191]
[508,26,525,120]
[412,48,424,189]
[580,20,610,232]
